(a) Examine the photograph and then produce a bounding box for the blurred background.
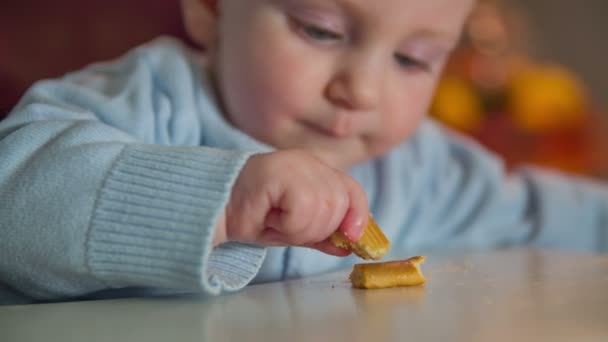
[429,0,608,178]
[1,0,606,177]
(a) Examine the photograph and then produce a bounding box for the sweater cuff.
[86,144,266,295]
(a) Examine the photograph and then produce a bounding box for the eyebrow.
[282,0,462,49]
[408,29,462,48]
[323,0,462,46]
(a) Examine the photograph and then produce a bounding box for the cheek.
[218,49,284,130]
[372,82,436,153]
[218,20,326,133]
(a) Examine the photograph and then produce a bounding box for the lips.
[300,112,356,138]
[299,120,340,138]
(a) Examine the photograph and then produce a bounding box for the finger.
[339,176,369,242]
[307,239,352,257]
[261,209,289,245]
[264,203,316,246]
[323,170,351,235]
[304,175,349,244]
[258,227,288,246]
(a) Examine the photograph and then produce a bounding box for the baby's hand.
[214,150,369,256]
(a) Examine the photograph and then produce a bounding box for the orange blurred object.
[507,64,588,133]
[429,0,608,178]
[430,76,485,133]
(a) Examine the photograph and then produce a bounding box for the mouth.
[299,119,351,138]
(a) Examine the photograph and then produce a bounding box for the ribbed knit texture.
[88,144,265,294]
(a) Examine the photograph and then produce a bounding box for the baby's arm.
[383,120,608,253]
[0,40,266,303]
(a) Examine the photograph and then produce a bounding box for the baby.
[1,0,606,305]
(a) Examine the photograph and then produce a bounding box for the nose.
[325,56,381,112]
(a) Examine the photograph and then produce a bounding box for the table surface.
[1,249,608,342]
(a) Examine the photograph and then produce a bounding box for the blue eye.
[302,24,342,41]
[394,53,429,72]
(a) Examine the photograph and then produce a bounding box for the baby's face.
[211,0,473,168]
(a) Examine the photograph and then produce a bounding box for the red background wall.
[0,0,188,117]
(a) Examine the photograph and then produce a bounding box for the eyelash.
[300,23,342,42]
[394,54,430,72]
[297,21,431,72]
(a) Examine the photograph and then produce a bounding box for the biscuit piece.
[330,217,390,260]
[349,256,426,289]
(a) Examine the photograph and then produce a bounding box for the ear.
[181,0,219,48]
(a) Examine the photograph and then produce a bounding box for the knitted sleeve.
[0,38,265,303]
[379,120,608,254]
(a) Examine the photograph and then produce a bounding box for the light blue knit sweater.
[1,38,606,305]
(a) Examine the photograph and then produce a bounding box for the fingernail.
[352,217,365,241]
[339,210,366,242]
[343,217,364,242]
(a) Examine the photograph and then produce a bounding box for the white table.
[1,249,608,342]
